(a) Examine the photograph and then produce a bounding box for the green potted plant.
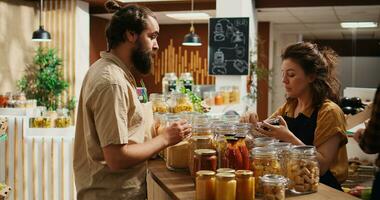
[17,47,75,112]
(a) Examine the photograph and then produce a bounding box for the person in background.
[354,84,380,200]
[241,42,348,190]
[73,1,191,199]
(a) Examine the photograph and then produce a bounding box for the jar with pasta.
[251,147,281,194]
[268,142,292,177]
[215,172,236,200]
[196,170,216,200]
[151,94,169,113]
[287,145,319,194]
[173,93,193,113]
[236,170,255,200]
[260,174,287,200]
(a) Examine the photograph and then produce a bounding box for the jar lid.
[291,145,316,155]
[226,137,238,141]
[253,137,279,146]
[268,142,292,151]
[215,124,236,133]
[235,133,247,139]
[195,149,216,156]
[260,174,287,184]
[216,168,235,174]
[196,170,215,177]
[216,172,236,179]
[235,170,253,177]
[190,136,211,141]
[251,147,277,157]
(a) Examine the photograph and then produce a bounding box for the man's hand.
[240,111,259,125]
[161,119,192,146]
[353,128,365,143]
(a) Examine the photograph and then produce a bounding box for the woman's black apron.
[283,108,343,191]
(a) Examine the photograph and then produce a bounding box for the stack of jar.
[195,169,255,200]
[29,108,71,128]
[0,92,37,108]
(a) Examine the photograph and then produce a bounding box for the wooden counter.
[147,159,360,200]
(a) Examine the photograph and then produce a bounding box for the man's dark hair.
[104,0,156,51]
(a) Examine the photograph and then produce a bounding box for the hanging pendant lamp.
[32,0,51,42]
[182,0,201,46]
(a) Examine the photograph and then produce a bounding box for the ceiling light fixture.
[166,12,210,20]
[182,0,202,46]
[32,0,51,42]
[340,22,378,29]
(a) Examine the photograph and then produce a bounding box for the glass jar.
[215,172,236,200]
[222,114,240,124]
[166,140,189,171]
[220,87,231,104]
[55,109,71,128]
[214,91,224,105]
[268,142,292,177]
[216,168,235,174]
[189,136,214,178]
[0,94,9,108]
[192,124,212,137]
[192,114,209,126]
[12,92,26,101]
[230,86,240,104]
[173,93,193,113]
[223,137,243,169]
[196,170,216,200]
[251,147,281,194]
[214,124,236,168]
[179,72,193,91]
[160,115,181,159]
[151,94,169,113]
[236,123,254,149]
[162,72,178,95]
[236,170,255,200]
[287,145,319,194]
[26,99,37,108]
[235,134,250,170]
[203,91,215,106]
[30,117,52,128]
[193,149,217,176]
[260,174,287,200]
[253,137,278,148]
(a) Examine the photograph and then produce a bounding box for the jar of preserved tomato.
[196,170,216,200]
[189,136,214,178]
[193,149,217,176]
[236,170,255,200]
[235,134,250,170]
[214,124,236,168]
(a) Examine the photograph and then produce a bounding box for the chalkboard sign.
[208,17,249,75]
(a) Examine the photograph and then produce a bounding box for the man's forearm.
[103,134,168,171]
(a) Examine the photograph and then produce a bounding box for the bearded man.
[73,2,191,199]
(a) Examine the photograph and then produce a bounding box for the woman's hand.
[256,116,303,145]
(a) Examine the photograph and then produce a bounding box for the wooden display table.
[147,159,360,200]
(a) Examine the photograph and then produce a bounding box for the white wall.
[338,57,380,92]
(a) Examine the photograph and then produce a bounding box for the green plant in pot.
[18,47,74,111]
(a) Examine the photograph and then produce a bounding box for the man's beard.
[131,42,153,75]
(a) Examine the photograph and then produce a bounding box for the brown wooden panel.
[90,15,211,94]
[83,0,215,14]
[256,0,380,8]
[257,22,270,120]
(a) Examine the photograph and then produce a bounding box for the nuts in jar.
[260,174,287,200]
[287,145,319,194]
[251,147,281,194]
